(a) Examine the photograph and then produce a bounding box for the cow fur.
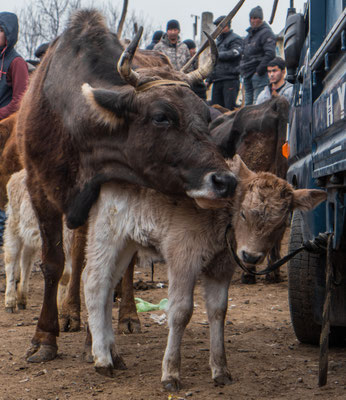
[15,9,239,362]
[82,155,326,389]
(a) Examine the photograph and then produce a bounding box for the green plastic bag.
[135,297,168,312]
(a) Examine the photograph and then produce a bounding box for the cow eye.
[240,211,246,220]
[152,113,170,126]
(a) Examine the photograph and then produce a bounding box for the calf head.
[228,155,327,266]
[81,28,237,205]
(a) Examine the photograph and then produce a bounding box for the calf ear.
[292,189,327,211]
[82,83,137,126]
[226,154,256,181]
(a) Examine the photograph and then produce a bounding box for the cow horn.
[117,26,143,87]
[184,31,218,84]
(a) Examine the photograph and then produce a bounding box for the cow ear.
[226,154,255,181]
[292,189,327,211]
[82,83,137,125]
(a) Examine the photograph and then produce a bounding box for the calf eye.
[240,211,246,220]
[152,113,170,126]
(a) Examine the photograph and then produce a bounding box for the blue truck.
[284,0,346,345]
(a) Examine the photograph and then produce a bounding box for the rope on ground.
[318,234,333,387]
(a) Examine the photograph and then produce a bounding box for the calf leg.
[118,253,141,334]
[4,215,22,312]
[16,245,36,309]
[203,275,232,385]
[59,224,87,332]
[161,270,197,392]
[83,239,135,377]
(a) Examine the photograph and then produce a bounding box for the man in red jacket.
[0,12,29,120]
[0,12,29,246]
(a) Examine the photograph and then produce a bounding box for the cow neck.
[135,79,190,93]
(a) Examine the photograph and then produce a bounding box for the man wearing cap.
[153,19,190,70]
[240,6,276,105]
[207,16,243,111]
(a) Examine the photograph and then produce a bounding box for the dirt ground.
[1,246,346,400]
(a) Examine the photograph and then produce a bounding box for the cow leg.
[161,269,196,392]
[118,253,141,334]
[203,274,232,386]
[4,218,22,312]
[59,224,87,332]
[16,244,35,310]
[26,200,64,363]
[83,238,135,377]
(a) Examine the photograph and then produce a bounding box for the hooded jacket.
[0,12,28,120]
[240,21,276,78]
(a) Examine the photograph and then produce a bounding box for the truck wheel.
[288,212,346,346]
[288,212,322,344]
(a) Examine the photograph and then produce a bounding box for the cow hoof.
[95,365,114,377]
[111,352,127,370]
[17,303,26,310]
[118,318,141,334]
[265,273,282,283]
[5,306,15,313]
[241,273,256,284]
[162,378,181,392]
[26,344,57,363]
[213,373,233,386]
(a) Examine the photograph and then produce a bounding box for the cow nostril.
[241,251,262,265]
[211,173,237,197]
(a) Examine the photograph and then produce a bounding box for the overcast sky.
[1,0,306,42]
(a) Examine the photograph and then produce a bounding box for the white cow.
[83,155,326,390]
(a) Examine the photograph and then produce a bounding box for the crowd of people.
[146,5,293,110]
[0,6,294,247]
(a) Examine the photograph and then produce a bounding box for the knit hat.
[249,6,263,20]
[213,15,226,25]
[166,19,180,31]
[183,39,196,50]
[152,30,163,42]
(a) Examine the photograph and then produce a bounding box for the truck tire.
[288,212,322,344]
[288,212,346,346]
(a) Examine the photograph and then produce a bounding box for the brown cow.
[15,9,237,363]
[82,154,326,388]
[210,96,290,283]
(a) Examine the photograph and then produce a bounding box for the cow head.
[228,155,327,266]
[81,28,237,205]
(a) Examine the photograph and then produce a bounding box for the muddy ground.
[1,246,346,400]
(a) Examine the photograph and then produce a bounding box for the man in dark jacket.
[0,12,29,246]
[207,16,243,111]
[240,6,276,105]
[146,30,164,50]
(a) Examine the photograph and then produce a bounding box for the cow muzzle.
[238,249,265,266]
[187,171,237,209]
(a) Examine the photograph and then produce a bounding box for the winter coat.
[208,30,243,83]
[240,22,276,79]
[153,34,190,70]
